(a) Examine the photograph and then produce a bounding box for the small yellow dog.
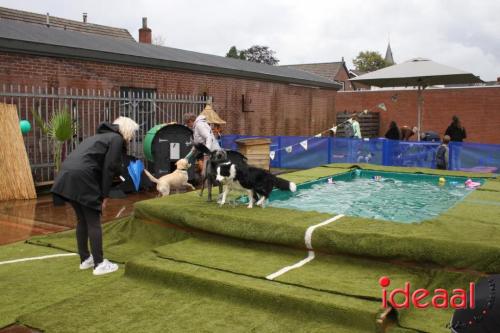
[144,159,195,196]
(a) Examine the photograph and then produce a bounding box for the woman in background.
[385,121,401,140]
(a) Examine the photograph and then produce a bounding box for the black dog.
[194,143,248,202]
[215,161,296,208]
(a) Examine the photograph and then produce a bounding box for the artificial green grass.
[19,274,370,333]
[0,242,122,328]
[29,216,190,263]
[3,163,498,332]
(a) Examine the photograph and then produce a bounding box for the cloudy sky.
[2,0,499,80]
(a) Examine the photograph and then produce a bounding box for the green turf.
[0,242,122,328]
[19,253,379,333]
[28,216,190,263]
[2,163,498,332]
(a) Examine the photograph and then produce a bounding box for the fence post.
[327,137,332,164]
[382,138,391,166]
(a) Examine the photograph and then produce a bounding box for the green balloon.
[20,120,31,134]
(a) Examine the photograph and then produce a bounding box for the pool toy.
[327,178,335,184]
[438,177,446,186]
[372,175,382,181]
[19,120,31,134]
[465,179,480,189]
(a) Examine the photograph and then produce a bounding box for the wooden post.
[0,104,37,200]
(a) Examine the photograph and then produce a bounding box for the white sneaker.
[79,255,94,270]
[93,259,119,276]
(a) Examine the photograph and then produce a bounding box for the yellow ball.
[438,177,446,185]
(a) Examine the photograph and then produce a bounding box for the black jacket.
[51,123,125,211]
[385,127,401,140]
[445,124,467,142]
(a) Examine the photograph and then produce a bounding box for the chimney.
[83,13,87,23]
[139,17,152,44]
[46,13,50,27]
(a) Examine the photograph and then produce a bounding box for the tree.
[226,46,246,60]
[243,45,279,65]
[352,51,388,72]
[153,35,166,46]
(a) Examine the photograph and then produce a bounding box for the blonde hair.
[113,116,139,142]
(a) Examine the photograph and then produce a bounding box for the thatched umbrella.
[350,58,482,140]
[200,104,226,125]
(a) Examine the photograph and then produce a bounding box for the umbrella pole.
[416,85,425,141]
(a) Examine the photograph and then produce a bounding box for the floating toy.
[438,177,446,186]
[327,178,335,184]
[465,179,481,189]
[372,175,382,182]
[19,120,31,134]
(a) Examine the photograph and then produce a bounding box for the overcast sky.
[2,0,499,80]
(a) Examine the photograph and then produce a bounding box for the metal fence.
[0,85,208,184]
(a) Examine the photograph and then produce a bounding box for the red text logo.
[379,276,475,309]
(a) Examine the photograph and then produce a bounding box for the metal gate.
[0,85,208,184]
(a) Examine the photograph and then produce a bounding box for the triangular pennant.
[285,146,293,153]
[300,140,308,151]
[377,103,387,111]
[331,126,337,135]
[314,133,322,138]
[270,151,276,160]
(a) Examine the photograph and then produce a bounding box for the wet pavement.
[0,191,157,245]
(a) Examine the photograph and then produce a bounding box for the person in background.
[51,116,139,276]
[445,116,466,170]
[351,114,362,139]
[400,126,417,141]
[445,116,467,142]
[436,135,450,170]
[385,121,401,140]
[184,113,221,177]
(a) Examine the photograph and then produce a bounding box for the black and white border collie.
[216,162,297,208]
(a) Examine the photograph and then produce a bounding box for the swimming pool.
[269,170,483,223]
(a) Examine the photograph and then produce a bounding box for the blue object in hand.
[128,160,144,191]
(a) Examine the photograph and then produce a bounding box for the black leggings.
[70,201,103,267]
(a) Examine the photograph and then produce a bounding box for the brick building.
[336,86,500,144]
[283,59,358,91]
[0,7,340,138]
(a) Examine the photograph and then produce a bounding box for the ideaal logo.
[379,276,475,309]
[379,274,500,331]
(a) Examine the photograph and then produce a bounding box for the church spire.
[385,42,395,65]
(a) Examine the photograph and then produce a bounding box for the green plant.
[31,107,76,172]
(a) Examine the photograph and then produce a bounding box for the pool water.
[269,170,482,223]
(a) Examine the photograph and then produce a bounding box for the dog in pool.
[215,161,297,208]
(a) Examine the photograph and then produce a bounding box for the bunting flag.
[265,100,388,158]
[300,140,308,151]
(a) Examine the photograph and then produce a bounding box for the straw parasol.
[200,103,226,125]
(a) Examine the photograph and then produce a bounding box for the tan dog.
[144,159,195,196]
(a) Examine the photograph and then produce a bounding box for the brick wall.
[336,87,500,144]
[0,51,337,137]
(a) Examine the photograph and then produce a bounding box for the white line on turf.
[0,253,77,265]
[265,214,344,280]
